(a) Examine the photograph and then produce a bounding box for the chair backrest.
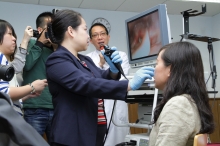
[194,134,207,146]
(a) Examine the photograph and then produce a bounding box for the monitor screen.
[125,4,170,68]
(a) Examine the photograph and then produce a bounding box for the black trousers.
[50,124,107,146]
[96,124,107,146]
[50,143,67,146]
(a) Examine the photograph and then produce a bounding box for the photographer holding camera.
[22,11,56,143]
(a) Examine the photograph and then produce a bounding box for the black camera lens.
[0,65,15,81]
[33,30,40,38]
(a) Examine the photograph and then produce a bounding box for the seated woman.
[149,41,214,146]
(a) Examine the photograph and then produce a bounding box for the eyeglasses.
[91,32,107,39]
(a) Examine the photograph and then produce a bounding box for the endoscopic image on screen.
[128,10,162,60]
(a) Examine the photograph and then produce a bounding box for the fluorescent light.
[170,0,220,3]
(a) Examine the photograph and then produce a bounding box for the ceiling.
[0,0,220,16]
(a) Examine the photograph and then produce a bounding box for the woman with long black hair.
[149,41,214,146]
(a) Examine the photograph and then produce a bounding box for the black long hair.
[0,19,17,61]
[153,41,214,134]
[47,9,82,45]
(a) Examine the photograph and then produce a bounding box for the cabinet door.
[217,100,220,142]
[128,99,220,141]
[128,103,147,134]
[209,99,220,143]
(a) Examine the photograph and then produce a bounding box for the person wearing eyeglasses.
[87,23,130,146]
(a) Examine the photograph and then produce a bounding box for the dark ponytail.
[47,23,57,44]
[46,9,82,45]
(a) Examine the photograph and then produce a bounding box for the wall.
[0,1,219,96]
[0,1,137,55]
[212,13,220,97]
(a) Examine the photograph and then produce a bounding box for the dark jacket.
[0,92,49,146]
[46,46,128,146]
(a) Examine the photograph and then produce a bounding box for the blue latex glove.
[101,46,122,73]
[129,66,155,90]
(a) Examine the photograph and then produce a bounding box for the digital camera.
[33,30,48,39]
[33,30,40,38]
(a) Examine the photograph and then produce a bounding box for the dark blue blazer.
[46,46,128,146]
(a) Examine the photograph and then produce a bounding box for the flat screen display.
[127,10,161,60]
[125,4,170,67]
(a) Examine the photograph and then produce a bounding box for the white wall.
[0,2,219,96]
[212,13,220,97]
[0,1,137,55]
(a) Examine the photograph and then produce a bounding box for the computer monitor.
[125,4,170,68]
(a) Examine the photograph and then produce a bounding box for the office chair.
[194,134,207,146]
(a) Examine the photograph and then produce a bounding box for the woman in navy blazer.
[46,9,154,146]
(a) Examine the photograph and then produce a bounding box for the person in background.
[87,23,130,146]
[0,92,50,146]
[149,41,214,146]
[12,26,32,86]
[0,19,48,116]
[46,9,154,146]
[22,12,55,143]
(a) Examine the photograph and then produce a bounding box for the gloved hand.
[129,66,155,90]
[101,46,122,73]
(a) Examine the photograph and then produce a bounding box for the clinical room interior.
[0,0,220,145]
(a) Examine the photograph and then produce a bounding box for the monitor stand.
[113,88,160,146]
[180,34,220,43]
[180,34,219,90]
[180,4,219,91]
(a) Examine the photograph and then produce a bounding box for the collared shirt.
[87,49,130,74]
[86,49,131,146]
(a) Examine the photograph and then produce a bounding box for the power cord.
[101,77,129,146]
